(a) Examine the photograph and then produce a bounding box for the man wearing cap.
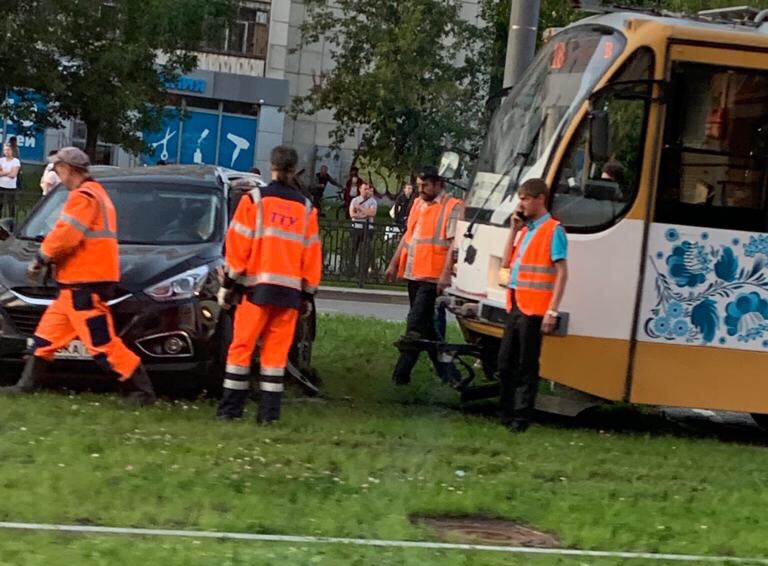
[0,147,156,405]
[385,166,463,386]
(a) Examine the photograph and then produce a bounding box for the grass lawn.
[1,315,768,564]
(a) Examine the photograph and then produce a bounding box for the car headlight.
[145,265,209,302]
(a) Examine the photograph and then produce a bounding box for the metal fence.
[0,192,42,225]
[319,219,405,287]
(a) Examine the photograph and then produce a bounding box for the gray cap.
[48,146,90,170]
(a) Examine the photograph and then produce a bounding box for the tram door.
[631,44,768,413]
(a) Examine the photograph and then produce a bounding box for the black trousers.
[392,280,441,383]
[0,189,17,219]
[349,227,373,276]
[497,301,544,424]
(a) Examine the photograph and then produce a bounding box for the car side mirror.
[439,151,461,180]
[0,217,15,241]
[588,109,611,162]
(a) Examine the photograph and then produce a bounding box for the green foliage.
[0,0,235,158]
[293,0,488,178]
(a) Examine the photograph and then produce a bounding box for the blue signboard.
[217,115,258,171]
[165,76,207,94]
[179,111,218,165]
[143,110,180,165]
[2,92,46,162]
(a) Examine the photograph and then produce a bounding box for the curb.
[317,286,409,305]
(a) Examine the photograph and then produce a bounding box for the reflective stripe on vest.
[61,186,117,239]
[403,194,459,280]
[224,188,320,291]
[510,218,560,316]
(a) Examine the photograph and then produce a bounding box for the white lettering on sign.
[2,134,36,148]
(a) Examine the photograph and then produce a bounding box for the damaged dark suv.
[0,166,318,395]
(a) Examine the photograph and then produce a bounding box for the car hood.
[0,238,222,294]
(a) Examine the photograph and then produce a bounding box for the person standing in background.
[391,181,416,231]
[40,149,61,195]
[0,143,21,217]
[343,166,364,219]
[348,182,377,277]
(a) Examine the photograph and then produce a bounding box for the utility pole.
[503,0,541,89]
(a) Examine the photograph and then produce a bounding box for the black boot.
[0,356,51,395]
[256,391,282,424]
[120,364,157,407]
[256,374,284,424]
[216,374,251,420]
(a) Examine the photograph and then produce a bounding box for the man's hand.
[437,273,451,294]
[300,299,313,318]
[542,313,558,335]
[384,261,399,282]
[26,260,43,282]
[217,287,236,310]
[511,207,525,232]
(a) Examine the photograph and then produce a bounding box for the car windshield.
[466,26,626,224]
[20,181,223,245]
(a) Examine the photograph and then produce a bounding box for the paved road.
[316,298,409,321]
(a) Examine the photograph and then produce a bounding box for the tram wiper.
[463,116,546,240]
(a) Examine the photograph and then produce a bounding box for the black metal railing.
[319,219,405,287]
[0,192,42,225]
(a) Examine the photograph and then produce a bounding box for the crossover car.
[0,166,318,395]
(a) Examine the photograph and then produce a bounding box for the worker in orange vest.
[0,147,156,405]
[216,145,322,423]
[499,178,569,432]
[385,165,463,386]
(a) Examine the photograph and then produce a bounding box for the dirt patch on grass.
[412,514,560,547]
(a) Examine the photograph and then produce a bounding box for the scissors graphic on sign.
[151,127,177,161]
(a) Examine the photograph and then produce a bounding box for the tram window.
[551,48,653,233]
[656,63,768,232]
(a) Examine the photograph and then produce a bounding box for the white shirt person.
[0,144,21,190]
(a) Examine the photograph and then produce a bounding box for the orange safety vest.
[398,192,462,282]
[507,217,560,316]
[40,180,119,284]
[224,181,322,308]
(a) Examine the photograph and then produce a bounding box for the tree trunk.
[84,121,99,163]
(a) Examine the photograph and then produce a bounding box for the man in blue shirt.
[498,178,569,432]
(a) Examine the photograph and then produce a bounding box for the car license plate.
[25,338,93,360]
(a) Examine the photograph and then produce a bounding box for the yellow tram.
[443,6,768,421]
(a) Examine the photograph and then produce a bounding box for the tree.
[481,0,768,97]
[0,2,61,134]
[294,0,488,178]
[2,0,234,159]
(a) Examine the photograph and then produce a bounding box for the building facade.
[1,0,482,183]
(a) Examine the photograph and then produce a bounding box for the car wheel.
[0,361,20,385]
[286,299,321,396]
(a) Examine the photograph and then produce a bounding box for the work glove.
[217,287,236,310]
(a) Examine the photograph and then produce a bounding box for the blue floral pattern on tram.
[645,232,768,347]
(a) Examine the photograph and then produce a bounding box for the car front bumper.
[0,287,222,377]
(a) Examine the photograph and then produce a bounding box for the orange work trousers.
[32,288,141,379]
[226,300,299,380]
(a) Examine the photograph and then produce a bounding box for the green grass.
[0,532,745,566]
[1,315,768,564]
